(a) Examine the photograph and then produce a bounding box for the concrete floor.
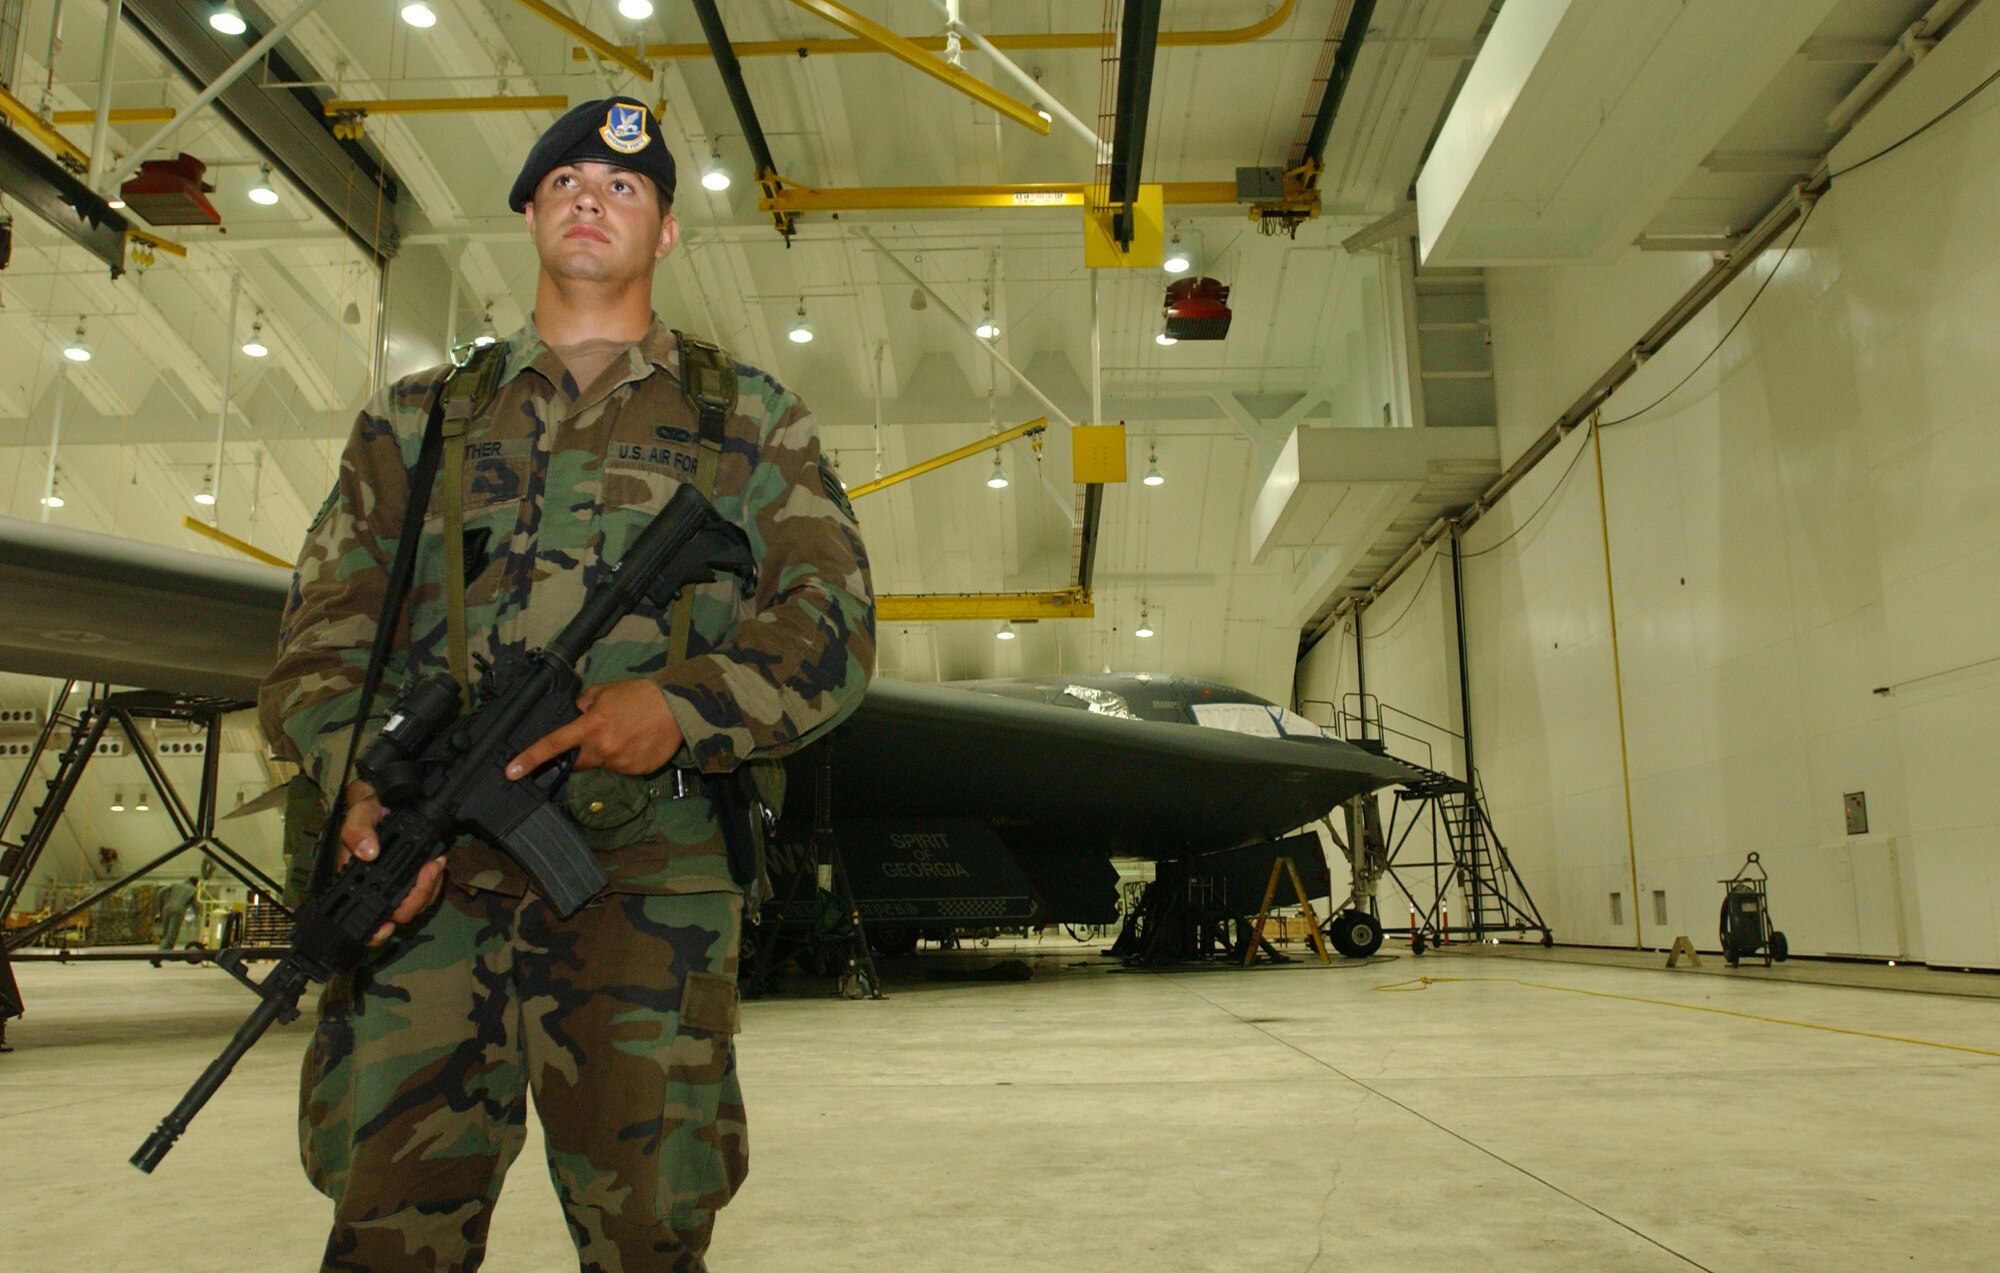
[3,941,1997,1272]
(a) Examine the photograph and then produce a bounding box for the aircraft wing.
[0,516,288,700]
[798,680,1422,857]
[0,520,1418,859]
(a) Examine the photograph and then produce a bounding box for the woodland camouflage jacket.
[257,318,875,895]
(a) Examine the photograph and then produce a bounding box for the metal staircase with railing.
[1317,694,1551,949]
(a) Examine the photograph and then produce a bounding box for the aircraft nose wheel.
[1326,910,1383,959]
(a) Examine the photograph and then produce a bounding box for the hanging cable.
[1460,431,1594,560]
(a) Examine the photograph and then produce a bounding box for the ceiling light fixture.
[1163,233,1191,275]
[1143,445,1164,487]
[135,789,150,812]
[975,298,999,340]
[247,163,279,205]
[111,790,126,812]
[1154,330,1177,346]
[1136,607,1154,639]
[701,148,731,191]
[996,620,1017,641]
[194,464,217,506]
[618,0,655,16]
[41,478,65,509]
[400,2,438,28]
[208,4,248,36]
[63,323,91,362]
[788,301,814,344]
[242,316,268,358]
[986,452,1009,489]
[1035,107,1053,123]
[107,197,126,210]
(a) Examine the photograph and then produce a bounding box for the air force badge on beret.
[600,101,651,155]
[508,95,677,212]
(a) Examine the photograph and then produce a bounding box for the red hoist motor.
[118,154,221,227]
[1162,277,1232,341]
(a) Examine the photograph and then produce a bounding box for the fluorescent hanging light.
[701,148,731,191]
[618,0,656,16]
[1163,232,1191,275]
[247,164,279,206]
[986,452,1009,489]
[63,324,91,362]
[1155,331,1177,346]
[1143,445,1164,487]
[242,317,268,358]
[1136,608,1154,639]
[111,790,126,812]
[135,789,151,812]
[996,621,1017,641]
[195,465,217,506]
[401,2,438,28]
[789,302,814,344]
[208,4,248,36]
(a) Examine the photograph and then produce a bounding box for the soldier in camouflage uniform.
[258,97,874,1272]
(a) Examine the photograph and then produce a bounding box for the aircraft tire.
[1770,930,1788,962]
[1330,910,1382,959]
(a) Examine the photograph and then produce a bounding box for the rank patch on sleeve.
[819,456,855,520]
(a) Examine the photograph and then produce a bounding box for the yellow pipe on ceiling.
[846,418,1046,501]
[782,0,1050,135]
[512,0,652,81]
[181,518,291,569]
[763,181,1247,214]
[581,0,1297,62]
[323,95,570,116]
[877,590,1094,622]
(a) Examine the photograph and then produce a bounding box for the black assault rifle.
[132,486,754,1172]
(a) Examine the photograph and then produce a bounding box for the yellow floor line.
[1373,975,2000,1059]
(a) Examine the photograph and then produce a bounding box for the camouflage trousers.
[300,883,746,1272]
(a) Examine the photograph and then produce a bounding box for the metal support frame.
[786,0,1050,135]
[690,0,794,239]
[1292,0,1379,185]
[98,0,327,193]
[1105,0,1162,250]
[0,81,89,169]
[0,691,288,955]
[324,94,569,119]
[942,14,1103,151]
[0,120,127,275]
[120,0,400,260]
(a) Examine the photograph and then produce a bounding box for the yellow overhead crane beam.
[322,95,570,118]
[781,0,1049,135]
[877,590,1094,623]
[581,0,1297,62]
[762,180,1251,215]
[846,418,1046,502]
[0,83,88,170]
[51,106,175,125]
[510,0,652,81]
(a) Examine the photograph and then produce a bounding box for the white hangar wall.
[1298,27,2000,968]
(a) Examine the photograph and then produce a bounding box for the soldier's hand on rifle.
[505,679,686,779]
[340,779,447,945]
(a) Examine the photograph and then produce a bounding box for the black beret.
[508,97,676,212]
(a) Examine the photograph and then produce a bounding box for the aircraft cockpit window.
[1190,704,1282,737]
[1060,685,1138,718]
[1276,709,1333,740]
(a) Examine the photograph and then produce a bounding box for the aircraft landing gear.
[1327,909,1384,959]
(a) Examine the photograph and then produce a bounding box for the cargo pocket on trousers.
[679,970,740,1036]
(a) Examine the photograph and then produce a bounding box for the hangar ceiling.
[0,0,1956,727]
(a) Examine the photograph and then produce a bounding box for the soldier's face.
[524,162,678,284]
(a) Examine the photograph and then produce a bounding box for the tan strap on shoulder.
[668,330,736,665]
[439,345,509,699]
